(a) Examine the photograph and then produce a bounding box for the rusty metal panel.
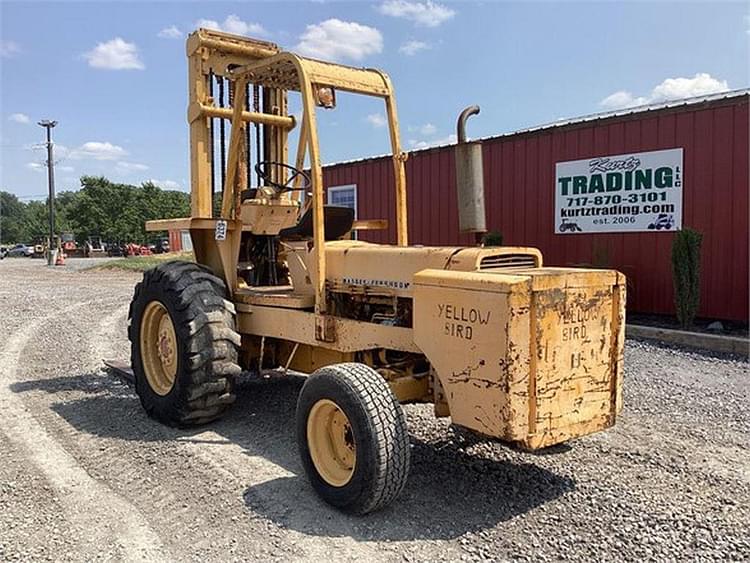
[412,270,532,441]
[412,267,625,449]
[324,94,749,321]
[168,229,182,252]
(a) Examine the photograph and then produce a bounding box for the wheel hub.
[307,399,356,487]
[140,301,178,396]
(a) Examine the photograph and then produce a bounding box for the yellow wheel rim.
[140,301,178,396]
[307,399,356,487]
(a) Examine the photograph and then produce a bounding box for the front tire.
[296,363,410,514]
[128,261,240,426]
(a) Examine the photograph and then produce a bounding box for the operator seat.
[279,205,354,241]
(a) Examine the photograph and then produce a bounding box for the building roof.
[324,88,750,169]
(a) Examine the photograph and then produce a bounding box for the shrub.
[671,228,703,329]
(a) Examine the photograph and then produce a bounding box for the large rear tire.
[296,363,411,514]
[128,261,240,426]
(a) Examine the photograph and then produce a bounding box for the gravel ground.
[0,258,747,562]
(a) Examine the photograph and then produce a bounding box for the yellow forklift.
[130,29,626,514]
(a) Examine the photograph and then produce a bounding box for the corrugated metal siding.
[324,95,749,321]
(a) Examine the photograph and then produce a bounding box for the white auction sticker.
[215,219,227,241]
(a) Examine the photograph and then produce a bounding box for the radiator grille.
[479,253,537,270]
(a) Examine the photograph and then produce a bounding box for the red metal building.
[323,90,749,322]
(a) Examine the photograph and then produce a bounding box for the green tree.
[2,177,190,246]
[67,176,137,241]
[23,200,50,242]
[55,190,78,234]
[0,191,26,244]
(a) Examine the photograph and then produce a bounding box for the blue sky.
[1,1,747,198]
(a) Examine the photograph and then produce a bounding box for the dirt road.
[0,258,748,561]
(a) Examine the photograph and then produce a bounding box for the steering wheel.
[254,161,311,192]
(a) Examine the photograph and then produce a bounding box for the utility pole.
[38,119,58,265]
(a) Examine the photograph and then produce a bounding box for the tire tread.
[128,260,240,426]
[297,362,410,514]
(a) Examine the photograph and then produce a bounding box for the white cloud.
[651,74,729,100]
[26,162,44,170]
[409,133,457,150]
[600,91,647,109]
[148,179,181,190]
[158,26,183,39]
[399,40,430,56]
[366,113,387,128]
[83,38,144,70]
[51,144,69,159]
[9,113,30,124]
[378,0,455,27]
[196,15,267,36]
[71,141,128,160]
[0,40,20,58]
[407,123,437,133]
[117,161,149,172]
[296,19,383,61]
[600,73,729,109]
[58,165,75,172]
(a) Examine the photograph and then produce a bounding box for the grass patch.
[91,251,195,272]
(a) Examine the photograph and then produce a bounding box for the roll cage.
[147,29,408,317]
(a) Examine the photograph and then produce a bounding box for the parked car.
[0,246,8,259]
[8,244,34,257]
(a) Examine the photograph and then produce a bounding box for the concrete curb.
[626,324,749,357]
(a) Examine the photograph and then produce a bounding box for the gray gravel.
[0,258,748,561]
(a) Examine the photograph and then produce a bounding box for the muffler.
[454,105,487,242]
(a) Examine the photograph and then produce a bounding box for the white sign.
[214,219,227,241]
[555,148,683,234]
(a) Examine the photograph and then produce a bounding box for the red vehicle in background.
[125,243,152,256]
[107,242,153,257]
[61,232,84,257]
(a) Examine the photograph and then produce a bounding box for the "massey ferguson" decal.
[341,277,411,290]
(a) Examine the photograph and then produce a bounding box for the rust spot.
[449,360,498,389]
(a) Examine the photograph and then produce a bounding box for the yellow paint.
[413,268,626,448]
[388,375,430,403]
[139,301,178,396]
[307,399,356,486]
[239,198,299,235]
[153,29,629,451]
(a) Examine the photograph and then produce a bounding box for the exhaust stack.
[454,105,486,241]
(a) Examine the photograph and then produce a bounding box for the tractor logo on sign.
[559,218,583,233]
[647,214,675,230]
